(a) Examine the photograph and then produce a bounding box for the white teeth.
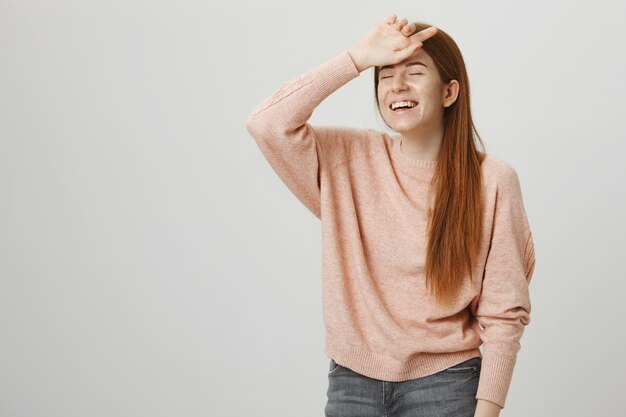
[391,100,417,110]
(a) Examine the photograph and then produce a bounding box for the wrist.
[473,399,502,417]
[347,46,369,73]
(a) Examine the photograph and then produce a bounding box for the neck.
[399,119,444,161]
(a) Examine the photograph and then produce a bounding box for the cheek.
[415,89,439,108]
[377,95,388,112]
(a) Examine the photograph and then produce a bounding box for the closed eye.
[380,73,423,80]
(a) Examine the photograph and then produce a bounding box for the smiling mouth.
[390,104,418,113]
[389,101,419,112]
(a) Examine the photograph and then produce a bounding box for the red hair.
[374,23,487,306]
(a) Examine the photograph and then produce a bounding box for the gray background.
[1,0,624,416]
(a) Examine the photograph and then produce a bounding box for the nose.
[391,73,408,92]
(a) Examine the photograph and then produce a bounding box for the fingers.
[412,26,438,42]
[393,18,408,31]
[385,14,417,37]
[402,23,416,35]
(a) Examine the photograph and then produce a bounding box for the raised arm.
[245,14,438,218]
[245,50,361,218]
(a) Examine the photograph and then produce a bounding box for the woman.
[246,14,536,417]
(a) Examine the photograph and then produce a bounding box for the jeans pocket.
[442,357,481,374]
[328,359,341,376]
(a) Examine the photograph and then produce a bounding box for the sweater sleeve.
[245,50,361,219]
[473,163,536,409]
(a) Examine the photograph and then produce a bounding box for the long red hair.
[374,22,487,306]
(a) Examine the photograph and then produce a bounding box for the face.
[377,48,458,134]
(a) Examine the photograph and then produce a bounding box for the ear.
[442,80,459,108]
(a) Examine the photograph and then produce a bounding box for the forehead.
[379,49,433,71]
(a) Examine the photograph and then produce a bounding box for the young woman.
[246,14,536,417]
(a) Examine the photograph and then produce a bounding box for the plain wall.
[1,0,625,416]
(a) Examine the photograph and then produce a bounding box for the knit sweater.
[245,50,536,409]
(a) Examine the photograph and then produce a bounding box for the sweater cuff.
[475,353,517,409]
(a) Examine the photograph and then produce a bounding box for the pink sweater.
[245,50,536,409]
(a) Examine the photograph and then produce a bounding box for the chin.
[389,122,422,133]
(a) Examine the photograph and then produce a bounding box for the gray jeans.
[325,356,481,417]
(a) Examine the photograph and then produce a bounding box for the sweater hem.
[324,342,482,382]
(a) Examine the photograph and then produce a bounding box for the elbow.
[246,111,259,136]
[246,109,276,141]
[245,112,267,142]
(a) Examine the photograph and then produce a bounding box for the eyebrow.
[379,61,428,72]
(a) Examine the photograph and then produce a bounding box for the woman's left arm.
[472,162,537,409]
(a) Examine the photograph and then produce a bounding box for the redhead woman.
[246,14,536,417]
